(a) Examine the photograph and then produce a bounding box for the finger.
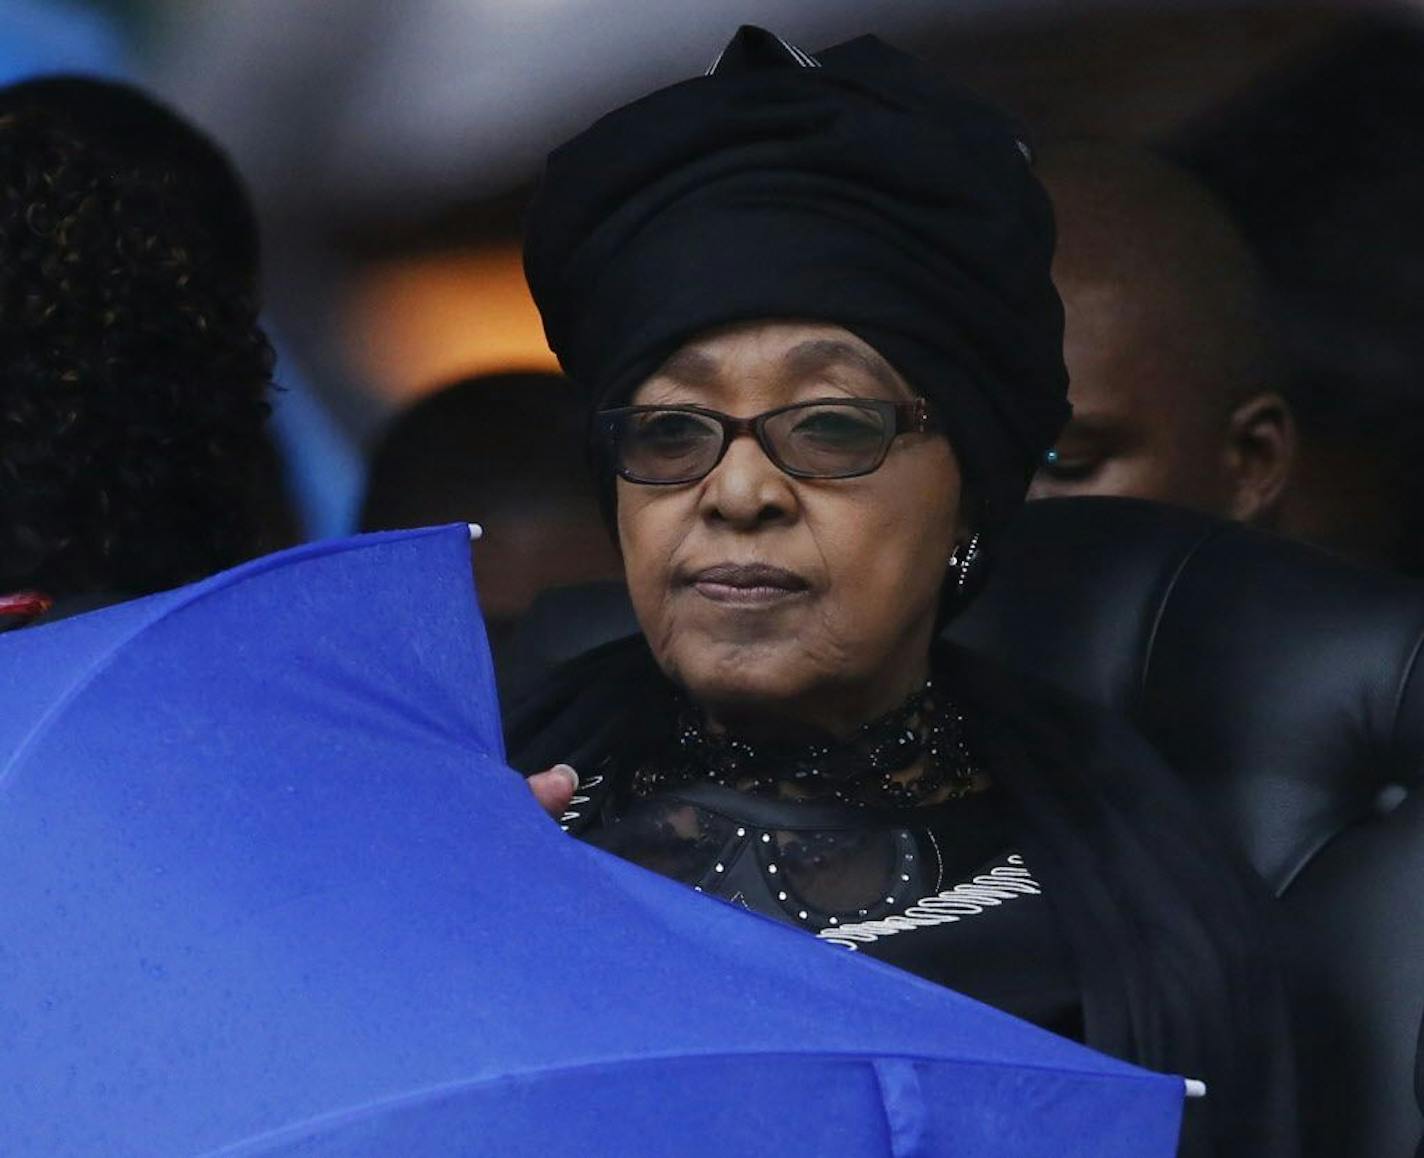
[527,764,579,818]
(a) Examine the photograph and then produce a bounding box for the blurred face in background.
[1028,144,1295,525]
[1033,274,1262,512]
[357,372,624,685]
[613,321,967,739]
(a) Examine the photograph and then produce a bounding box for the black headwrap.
[524,25,1070,530]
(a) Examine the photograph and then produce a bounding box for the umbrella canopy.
[0,525,1185,1157]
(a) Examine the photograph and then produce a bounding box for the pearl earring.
[949,533,981,592]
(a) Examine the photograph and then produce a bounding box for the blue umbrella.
[0,525,1187,1157]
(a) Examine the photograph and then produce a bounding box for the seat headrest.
[949,497,1424,892]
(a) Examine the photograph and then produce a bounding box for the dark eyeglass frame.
[595,397,935,485]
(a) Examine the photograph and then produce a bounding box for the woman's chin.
[668,641,829,718]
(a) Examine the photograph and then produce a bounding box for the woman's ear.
[1224,393,1297,526]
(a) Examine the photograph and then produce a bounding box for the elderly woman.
[508,27,1296,1158]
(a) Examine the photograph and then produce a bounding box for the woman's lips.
[686,562,810,606]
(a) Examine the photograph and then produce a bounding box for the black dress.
[506,637,1299,1158]
[566,772,1082,1043]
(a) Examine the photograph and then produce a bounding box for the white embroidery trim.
[558,774,604,831]
[817,854,1040,951]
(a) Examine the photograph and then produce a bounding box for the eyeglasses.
[595,398,934,485]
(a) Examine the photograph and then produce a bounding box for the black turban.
[524,25,1070,529]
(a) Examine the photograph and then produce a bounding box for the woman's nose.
[698,432,798,528]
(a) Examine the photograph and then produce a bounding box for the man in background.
[1168,19,1424,577]
[1028,142,1296,529]
[359,371,623,685]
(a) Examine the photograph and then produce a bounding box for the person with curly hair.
[0,85,276,629]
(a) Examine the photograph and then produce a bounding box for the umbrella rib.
[191,1047,1176,1157]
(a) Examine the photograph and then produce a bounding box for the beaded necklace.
[631,678,978,808]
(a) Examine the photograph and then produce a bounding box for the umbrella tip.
[467,523,484,542]
[1184,1078,1207,1099]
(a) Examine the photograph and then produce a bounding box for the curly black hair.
[0,105,274,596]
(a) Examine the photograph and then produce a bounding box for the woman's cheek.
[841,516,944,647]
[620,500,685,644]
[810,518,891,646]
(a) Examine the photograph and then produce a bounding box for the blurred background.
[7,0,1424,572]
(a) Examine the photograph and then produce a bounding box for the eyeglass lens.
[610,402,894,483]
[762,402,889,477]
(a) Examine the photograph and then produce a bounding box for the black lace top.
[562,768,1082,1041]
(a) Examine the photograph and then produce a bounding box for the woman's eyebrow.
[781,339,900,390]
[653,346,721,387]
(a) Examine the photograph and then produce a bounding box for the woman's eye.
[791,409,882,448]
[637,413,711,444]
[627,412,718,463]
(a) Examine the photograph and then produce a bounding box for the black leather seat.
[506,495,1424,1156]
[950,499,1424,1158]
